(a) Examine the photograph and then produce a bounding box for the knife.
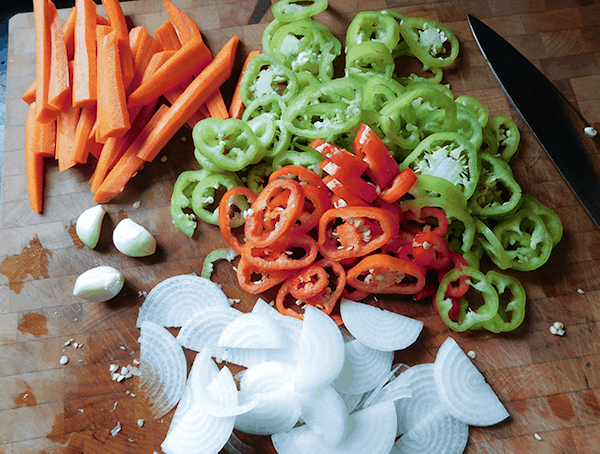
[468,14,600,228]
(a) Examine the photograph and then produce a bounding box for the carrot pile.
[24,0,240,212]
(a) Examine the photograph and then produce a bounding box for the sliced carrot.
[155,19,181,51]
[47,1,70,111]
[229,50,260,119]
[72,0,97,108]
[127,38,212,107]
[69,106,96,164]
[56,102,80,171]
[163,84,206,130]
[128,26,163,92]
[136,35,239,162]
[34,0,59,123]
[25,103,46,212]
[96,29,130,142]
[162,0,202,45]
[100,0,134,91]
[94,104,170,203]
[205,89,229,119]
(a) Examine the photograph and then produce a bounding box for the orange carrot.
[70,106,96,163]
[128,26,163,92]
[127,38,212,107]
[96,13,109,26]
[136,35,238,162]
[155,19,181,51]
[162,0,202,45]
[34,0,59,123]
[205,89,229,119]
[25,103,46,212]
[96,29,130,142]
[72,0,97,108]
[47,1,70,111]
[100,0,134,91]
[163,84,206,130]
[94,104,170,203]
[229,50,260,119]
[56,103,80,171]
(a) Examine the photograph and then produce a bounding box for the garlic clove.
[73,266,125,302]
[76,205,106,249]
[113,218,156,257]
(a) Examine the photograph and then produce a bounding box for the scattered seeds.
[132,201,141,209]
[160,155,168,162]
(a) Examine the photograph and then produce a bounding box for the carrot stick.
[163,84,206,130]
[72,0,97,108]
[136,35,238,162]
[229,50,260,119]
[127,38,212,107]
[205,89,229,119]
[128,26,163,92]
[56,102,80,171]
[94,104,170,203]
[34,0,59,123]
[155,19,181,51]
[47,1,70,111]
[69,106,96,163]
[162,0,202,45]
[100,0,134,91]
[96,29,130,142]
[25,103,46,212]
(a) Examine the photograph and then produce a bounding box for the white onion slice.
[271,400,397,454]
[332,339,393,394]
[391,409,469,454]
[235,362,300,435]
[433,337,510,426]
[294,305,345,393]
[251,298,282,318]
[297,384,348,446]
[218,313,288,349]
[177,306,242,352]
[337,391,365,415]
[137,275,230,327]
[215,346,289,368]
[362,363,412,410]
[340,299,423,352]
[138,321,187,419]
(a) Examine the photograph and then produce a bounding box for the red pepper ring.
[244,178,305,248]
[269,164,327,192]
[379,168,417,203]
[236,257,293,295]
[291,183,331,235]
[309,138,368,178]
[241,233,319,272]
[304,259,346,314]
[401,206,449,236]
[346,253,427,295]
[318,206,398,261]
[411,231,452,270]
[218,186,258,255]
[289,265,329,300]
[323,176,369,207]
[437,251,470,298]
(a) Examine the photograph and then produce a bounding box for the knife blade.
[468,14,600,228]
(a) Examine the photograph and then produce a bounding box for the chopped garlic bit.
[467,350,477,359]
[63,339,74,346]
[584,126,597,137]
[137,419,144,427]
[111,422,122,437]
[534,433,543,441]
[550,322,566,336]
[59,355,69,365]
[577,288,585,294]
[109,364,119,372]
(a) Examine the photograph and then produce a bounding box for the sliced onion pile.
[136,275,509,453]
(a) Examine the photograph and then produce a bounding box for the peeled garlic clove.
[113,218,156,257]
[73,266,125,302]
[76,205,106,249]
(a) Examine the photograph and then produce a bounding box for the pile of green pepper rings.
[169,0,563,334]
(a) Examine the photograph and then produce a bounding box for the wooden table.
[1,0,600,452]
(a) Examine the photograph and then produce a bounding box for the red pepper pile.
[218,124,468,323]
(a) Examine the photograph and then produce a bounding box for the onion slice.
[297,384,349,446]
[433,337,510,426]
[271,400,397,454]
[218,313,288,349]
[177,306,243,352]
[137,275,230,328]
[138,321,187,419]
[332,339,394,394]
[340,299,423,351]
[391,409,469,454]
[294,305,345,393]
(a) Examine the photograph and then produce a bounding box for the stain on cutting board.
[17,312,48,338]
[14,380,37,407]
[0,236,53,293]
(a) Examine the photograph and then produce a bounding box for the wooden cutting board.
[1,0,600,452]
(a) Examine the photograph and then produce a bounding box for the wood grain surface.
[2,0,600,452]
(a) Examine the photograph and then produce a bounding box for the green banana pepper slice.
[486,115,521,161]
[361,75,406,112]
[346,10,401,52]
[400,17,459,67]
[455,94,489,127]
[518,194,563,247]
[193,118,260,172]
[435,266,499,332]
[271,147,324,175]
[474,218,512,270]
[454,103,483,151]
[170,169,213,237]
[246,162,273,194]
[271,0,328,23]
[201,247,238,280]
[191,172,245,226]
[239,53,299,105]
[345,41,395,79]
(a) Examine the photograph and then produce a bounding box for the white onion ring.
[340,299,423,351]
[433,337,510,426]
[297,384,349,446]
[218,313,288,349]
[177,306,242,352]
[137,275,230,328]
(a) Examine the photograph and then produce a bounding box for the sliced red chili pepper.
[323,176,368,207]
[276,278,305,321]
[379,168,417,203]
[269,164,327,192]
[219,186,257,254]
[353,123,399,189]
[372,198,405,225]
[290,183,330,235]
[413,282,437,301]
[304,259,346,314]
[310,138,368,177]
[318,206,398,261]
[341,281,370,301]
[411,231,452,269]
[244,179,305,248]
[236,257,293,294]
[401,206,449,236]
[320,159,379,203]
[437,251,469,298]
[289,264,329,300]
[433,295,461,322]
[241,232,318,272]
[346,253,427,295]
